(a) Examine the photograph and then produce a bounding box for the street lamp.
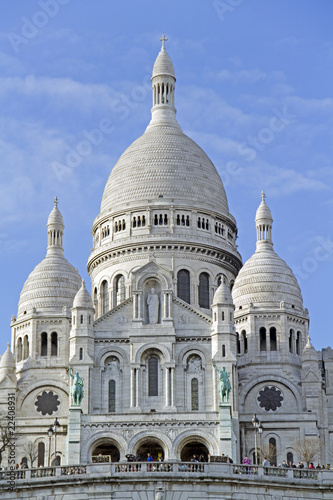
[47,426,54,467]
[54,418,60,466]
[258,421,263,464]
[252,414,260,465]
[47,418,60,466]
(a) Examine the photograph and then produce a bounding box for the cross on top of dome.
[261,190,266,202]
[160,33,168,50]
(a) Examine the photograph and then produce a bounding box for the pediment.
[0,373,17,388]
[132,261,172,290]
[94,297,133,331]
[172,295,212,328]
[302,368,321,382]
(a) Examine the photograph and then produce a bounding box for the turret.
[211,278,236,362]
[255,191,273,251]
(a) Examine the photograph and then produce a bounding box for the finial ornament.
[54,196,58,208]
[261,190,266,202]
[160,33,168,50]
[7,342,10,349]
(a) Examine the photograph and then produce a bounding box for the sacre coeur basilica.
[1,37,333,499]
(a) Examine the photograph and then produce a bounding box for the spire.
[148,34,179,129]
[47,196,64,254]
[255,191,273,251]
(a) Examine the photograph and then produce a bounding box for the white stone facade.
[1,39,332,482]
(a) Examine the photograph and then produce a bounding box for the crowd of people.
[242,455,331,470]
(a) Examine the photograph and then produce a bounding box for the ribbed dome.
[47,197,64,227]
[18,253,82,316]
[232,248,303,310]
[100,125,229,215]
[0,344,15,370]
[213,281,233,305]
[17,200,81,317]
[255,198,272,222]
[152,47,175,78]
[73,280,94,309]
[233,193,303,310]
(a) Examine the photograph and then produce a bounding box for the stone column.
[130,368,135,407]
[219,404,233,459]
[66,407,82,465]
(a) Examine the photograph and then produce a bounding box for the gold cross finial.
[160,33,168,49]
[54,196,58,207]
[261,191,266,202]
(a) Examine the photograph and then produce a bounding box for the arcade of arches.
[92,438,209,462]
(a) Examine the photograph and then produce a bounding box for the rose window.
[257,386,283,412]
[34,391,60,416]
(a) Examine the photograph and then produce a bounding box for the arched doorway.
[92,442,120,462]
[135,438,165,462]
[180,441,209,462]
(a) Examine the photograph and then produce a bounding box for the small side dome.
[152,36,175,78]
[302,336,318,361]
[47,196,64,228]
[213,281,233,306]
[255,192,273,223]
[0,343,15,371]
[73,280,94,309]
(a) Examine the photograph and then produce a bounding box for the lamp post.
[54,418,60,465]
[47,426,54,467]
[252,414,260,465]
[258,422,263,464]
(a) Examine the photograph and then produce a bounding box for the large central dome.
[100,40,230,219]
[100,124,229,215]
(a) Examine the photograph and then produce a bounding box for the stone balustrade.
[0,462,331,483]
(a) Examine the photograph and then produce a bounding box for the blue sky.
[0,0,332,353]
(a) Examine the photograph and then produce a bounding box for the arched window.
[287,451,293,465]
[109,380,116,412]
[37,442,45,467]
[198,272,210,308]
[191,378,199,410]
[269,437,277,466]
[51,332,58,356]
[41,332,47,356]
[289,329,294,353]
[17,338,22,362]
[260,327,266,351]
[80,315,83,324]
[79,348,83,360]
[236,333,241,354]
[148,356,158,396]
[270,327,277,351]
[296,331,301,355]
[177,269,190,304]
[115,274,125,305]
[242,330,248,353]
[23,335,29,360]
[93,287,98,318]
[101,280,109,314]
[222,345,226,357]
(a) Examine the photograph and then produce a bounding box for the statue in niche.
[187,355,202,373]
[216,366,232,403]
[147,287,159,324]
[106,357,120,374]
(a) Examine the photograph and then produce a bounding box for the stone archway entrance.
[180,441,209,462]
[92,442,120,462]
[135,438,164,462]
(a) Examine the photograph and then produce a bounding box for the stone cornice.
[87,242,242,275]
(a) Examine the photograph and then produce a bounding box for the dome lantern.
[47,196,64,255]
[255,191,273,251]
[149,34,178,128]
